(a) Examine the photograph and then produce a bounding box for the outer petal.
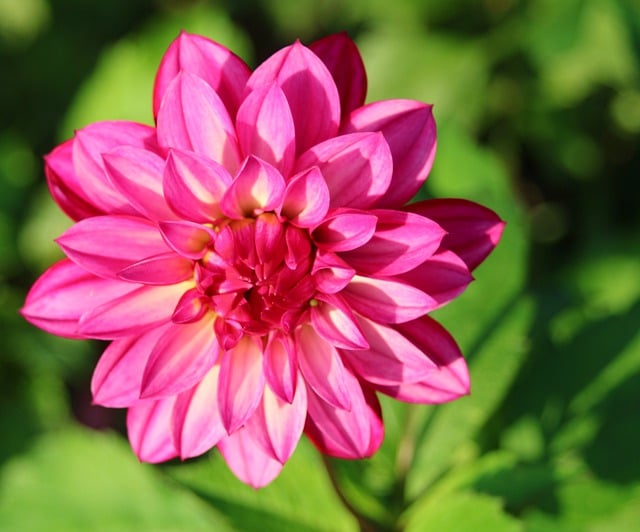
[217,424,284,488]
[343,100,436,208]
[374,316,470,403]
[127,397,179,463]
[236,83,296,176]
[245,41,340,155]
[56,215,171,280]
[281,167,330,228]
[141,314,218,399]
[310,294,368,350]
[21,259,137,338]
[305,370,383,459]
[342,275,436,324]
[340,210,445,276]
[296,324,352,410]
[312,209,377,252]
[218,335,265,433]
[157,72,241,172]
[73,121,159,214]
[295,132,392,209]
[172,364,226,459]
[118,253,194,285]
[91,323,171,407]
[309,33,367,120]
[408,198,505,271]
[45,139,103,220]
[163,148,233,223]
[153,31,251,119]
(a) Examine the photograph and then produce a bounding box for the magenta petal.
[91,324,170,407]
[305,370,383,459]
[45,139,103,220]
[246,41,340,155]
[295,132,392,209]
[127,397,179,463]
[398,250,473,311]
[157,72,240,172]
[141,315,218,399]
[296,324,351,410]
[341,315,436,386]
[343,100,436,208]
[408,198,505,271]
[310,294,368,350]
[159,220,214,260]
[311,251,356,294]
[172,364,226,459]
[21,259,136,339]
[73,121,158,214]
[282,167,330,228]
[163,148,233,223]
[375,316,470,403]
[218,335,265,433]
[312,209,377,252]
[78,281,190,339]
[218,424,284,488]
[56,215,170,279]
[340,209,445,276]
[263,333,297,403]
[118,253,194,285]
[342,275,436,324]
[236,83,296,176]
[153,31,250,119]
[309,33,367,120]
[220,156,286,219]
[102,146,176,221]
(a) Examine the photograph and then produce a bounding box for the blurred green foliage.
[1,0,639,530]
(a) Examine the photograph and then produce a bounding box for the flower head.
[22,32,504,487]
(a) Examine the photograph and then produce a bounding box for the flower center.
[193,213,315,342]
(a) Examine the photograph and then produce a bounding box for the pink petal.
[311,250,356,294]
[236,83,296,176]
[45,139,103,220]
[341,275,436,324]
[217,424,284,488]
[172,364,226,459]
[159,220,214,260]
[309,33,367,120]
[118,253,194,285]
[397,250,473,311]
[78,281,191,339]
[141,314,218,399]
[171,288,209,324]
[263,333,297,403]
[56,215,171,279]
[245,41,340,155]
[312,208,377,252]
[153,31,250,119]
[374,316,470,403]
[73,121,159,214]
[21,259,136,339]
[218,335,265,433]
[343,100,436,208]
[127,397,179,463]
[341,315,436,386]
[220,156,286,219]
[408,198,505,271]
[156,72,240,172]
[91,324,170,407]
[340,209,445,276]
[163,148,233,223]
[305,370,383,459]
[102,146,177,221]
[296,324,351,410]
[310,293,368,350]
[295,132,392,209]
[281,167,330,228]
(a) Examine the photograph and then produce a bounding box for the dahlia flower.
[22,32,503,487]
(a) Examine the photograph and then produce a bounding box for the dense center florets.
[190,213,315,341]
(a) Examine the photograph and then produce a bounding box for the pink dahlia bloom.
[22,32,504,487]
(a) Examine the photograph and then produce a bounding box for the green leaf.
[0,426,232,531]
[165,438,358,532]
